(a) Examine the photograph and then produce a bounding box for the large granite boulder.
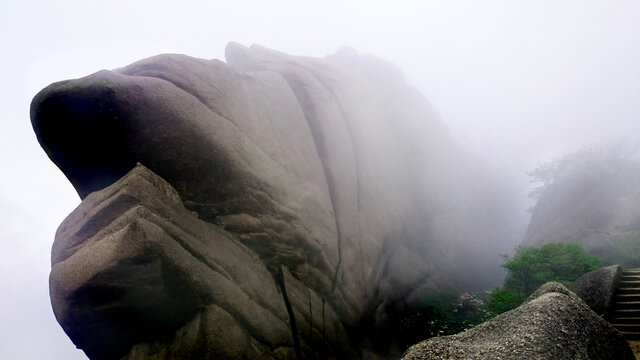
[31,44,519,359]
[570,265,622,316]
[51,163,353,359]
[402,282,634,360]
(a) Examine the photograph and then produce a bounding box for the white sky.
[2,1,640,358]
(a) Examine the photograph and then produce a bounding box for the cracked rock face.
[32,43,517,359]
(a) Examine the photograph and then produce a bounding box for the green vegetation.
[485,287,521,315]
[487,242,599,315]
[399,242,600,345]
[397,290,491,350]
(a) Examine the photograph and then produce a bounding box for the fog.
[2,0,640,358]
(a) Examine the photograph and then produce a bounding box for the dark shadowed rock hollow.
[31,43,521,359]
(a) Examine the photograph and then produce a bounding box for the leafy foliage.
[488,243,599,315]
[398,243,600,347]
[486,288,521,314]
[502,243,600,296]
[397,291,491,349]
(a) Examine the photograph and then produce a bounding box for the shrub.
[486,288,521,315]
[501,243,599,297]
[488,242,599,316]
[397,291,490,349]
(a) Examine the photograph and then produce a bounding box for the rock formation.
[402,282,635,360]
[31,43,519,359]
[523,152,640,255]
[570,265,622,316]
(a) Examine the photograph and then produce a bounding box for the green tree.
[486,288,521,314]
[488,243,599,315]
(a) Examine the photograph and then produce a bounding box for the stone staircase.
[610,269,640,340]
[609,268,640,358]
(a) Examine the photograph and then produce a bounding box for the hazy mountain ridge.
[524,149,640,255]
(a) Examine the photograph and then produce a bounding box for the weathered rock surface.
[402,283,634,360]
[570,265,622,316]
[31,44,520,358]
[51,164,351,359]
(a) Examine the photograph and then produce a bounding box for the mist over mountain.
[524,145,640,257]
[5,1,640,358]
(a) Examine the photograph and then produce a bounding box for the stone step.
[611,324,640,331]
[610,317,640,325]
[614,301,640,313]
[612,270,640,348]
[614,302,640,310]
[618,281,640,288]
[618,331,640,340]
[617,288,640,294]
[611,309,640,317]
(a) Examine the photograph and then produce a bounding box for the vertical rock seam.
[276,266,302,360]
